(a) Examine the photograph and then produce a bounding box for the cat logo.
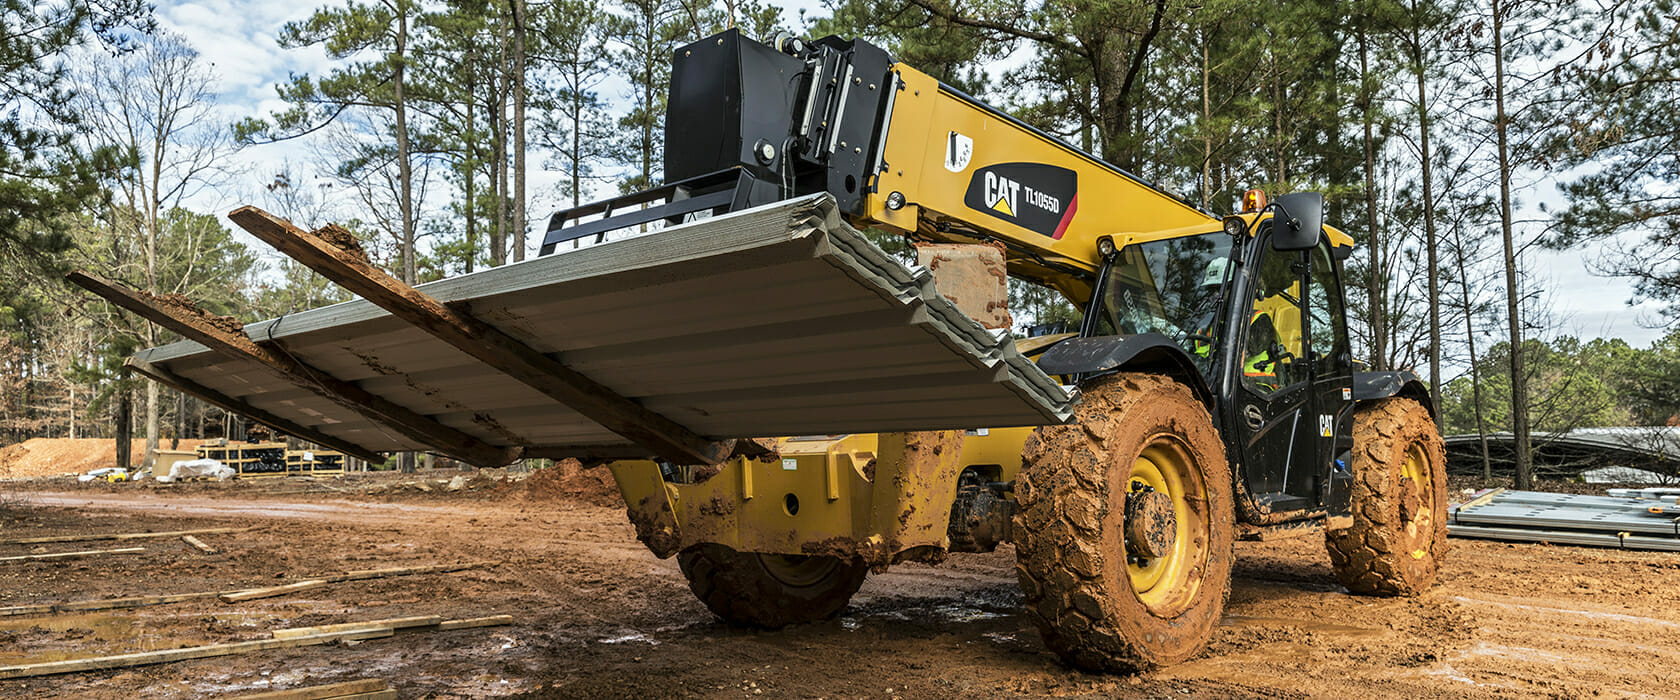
[984,171,1018,216]
[963,163,1079,238]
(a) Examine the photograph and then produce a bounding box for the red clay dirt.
[0,474,1673,699]
[0,439,207,479]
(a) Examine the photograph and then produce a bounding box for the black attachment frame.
[538,168,770,255]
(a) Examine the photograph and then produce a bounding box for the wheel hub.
[1125,487,1177,560]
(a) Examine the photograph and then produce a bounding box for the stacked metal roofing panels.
[1449,488,1680,552]
[133,195,1075,459]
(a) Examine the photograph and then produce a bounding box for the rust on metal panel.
[227,205,737,467]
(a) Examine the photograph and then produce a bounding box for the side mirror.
[1270,192,1324,251]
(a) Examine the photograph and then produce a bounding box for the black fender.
[1353,370,1435,418]
[1035,333,1215,411]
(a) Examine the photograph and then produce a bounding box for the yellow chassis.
[611,427,1034,567]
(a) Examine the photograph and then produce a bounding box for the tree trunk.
[511,0,527,263]
[1358,24,1386,371]
[394,0,416,284]
[492,13,509,268]
[1411,18,1443,432]
[1200,39,1212,210]
[172,390,184,450]
[1453,233,1493,479]
[116,382,132,472]
[1492,0,1532,489]
[465,96,477,274]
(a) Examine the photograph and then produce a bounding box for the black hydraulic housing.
[539,30,895,254]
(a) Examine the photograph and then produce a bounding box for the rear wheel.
[1325,397,1448,596]
[1015,373,1235,672]
[677,544,868,628]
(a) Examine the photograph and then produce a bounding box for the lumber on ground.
[228,206,737,466]
[0,591,220,617]
[0,628,392,679]
[181,535,216,554]
[67,270,517,467]
[437,614,514,631]
[332,691,397,700]
[220,580,327,603]
[233,678,387,699]
[0,547,144,563]
[0,562,489,616]
[0,527,248,546]
[272,615,442,640]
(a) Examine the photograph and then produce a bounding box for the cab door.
[1229,230,1317,509]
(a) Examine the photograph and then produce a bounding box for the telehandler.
[566,30,1449,671]
[91,28,1448,674]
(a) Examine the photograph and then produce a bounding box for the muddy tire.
[1014,373,1235,673]
[1325,397,1448,596]
[677,544,868,628]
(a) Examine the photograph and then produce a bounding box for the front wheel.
[1325,397,1448,596]
[677,544,868,628]
[1015,373,1235,673]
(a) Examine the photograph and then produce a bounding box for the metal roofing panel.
[136,195,1075,460]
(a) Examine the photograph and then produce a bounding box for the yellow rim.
[1401,443,1433,553]
[758,553,838,588]
[1126,436,1209,615]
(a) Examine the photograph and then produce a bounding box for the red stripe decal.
[1052,194,1079,240]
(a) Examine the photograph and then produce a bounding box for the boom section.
[862,67,1217,285]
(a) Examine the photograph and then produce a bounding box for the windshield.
[1088,231,1234,376]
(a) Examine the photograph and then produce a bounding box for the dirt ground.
[0,473,1675,699]
[0,439,208,479]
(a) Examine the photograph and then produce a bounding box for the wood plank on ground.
[231,679,386,700]
[437,614,514,631]
[181,535,217,554]
[0,561,490,616]
[272,615,442,640]
[220,580,328,603]
[0,591,221,617]
[0,547,145,563]
[332,691,397,700]
[0,527,248,546]
[0,628,392,679]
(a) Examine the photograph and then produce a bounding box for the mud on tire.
[1014,373,1235,673]
[1325,397,1448,596]
[677,544,868,628]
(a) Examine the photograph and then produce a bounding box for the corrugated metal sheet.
[136,195,1075,458]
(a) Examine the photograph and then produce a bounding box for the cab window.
[1089,231,1233,376]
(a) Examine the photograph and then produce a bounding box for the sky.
[150,0,1671,357]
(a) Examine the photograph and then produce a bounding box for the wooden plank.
[271,615,442,640]
[0,628,390,679]
[331,690,397,700]
[124,359,385,465]
[231,679,387,700]
[0,527,249,546]
[331,562,484,582]
[0,591,221,617]
[68,271,517,468]
[228,206,737,466]
[181,535,217,554]
[0,547,145,563]
[2,562,486,617]
[437,614,514,631]
[220,580,328,603]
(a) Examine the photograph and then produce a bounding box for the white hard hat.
[1201,257,1230,286]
